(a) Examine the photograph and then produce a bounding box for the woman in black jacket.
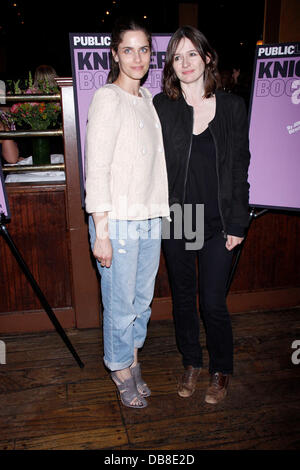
[153,26,250,404]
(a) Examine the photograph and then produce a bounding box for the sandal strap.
[111,372,147,408]
[130,363,151,397]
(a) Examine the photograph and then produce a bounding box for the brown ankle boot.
[178,366,201,398]
[205,372,229,404]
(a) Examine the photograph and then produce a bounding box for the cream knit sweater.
[85,84,169,220]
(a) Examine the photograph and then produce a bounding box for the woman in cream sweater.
[85,17,169,408]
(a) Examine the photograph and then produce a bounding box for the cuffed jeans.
[163,230,234,374]
[89,216,161,371]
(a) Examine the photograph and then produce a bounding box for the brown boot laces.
[208,373,225,396]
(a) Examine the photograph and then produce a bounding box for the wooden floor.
[0,307,300,451]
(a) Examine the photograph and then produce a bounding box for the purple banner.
[248,42,300,210]
[0,163,10,218]
[69,33,171,206]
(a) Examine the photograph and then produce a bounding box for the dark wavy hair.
[107,17,152,84]
[163,26,220,100]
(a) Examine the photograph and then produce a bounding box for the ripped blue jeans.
[89,216,161,371]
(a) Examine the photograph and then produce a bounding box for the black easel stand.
[0,214,84,369]
[226,207,268,295]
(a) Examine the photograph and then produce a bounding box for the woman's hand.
[225,235,244,251]
[93,237,113,268]
[92,212,113,267]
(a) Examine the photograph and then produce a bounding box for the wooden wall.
[1,185,72,311]
[264,0,300,43]
[0,183,76,332]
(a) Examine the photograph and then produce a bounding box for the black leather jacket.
[153,90,251,237]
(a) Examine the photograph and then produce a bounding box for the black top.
[153,90,250,237]
[185,127,222,240]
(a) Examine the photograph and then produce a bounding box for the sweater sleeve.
[85,86,121,214]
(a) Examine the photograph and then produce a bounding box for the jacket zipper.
[182,106,194,205]
[209,123,227,236]
[182,106,227,238]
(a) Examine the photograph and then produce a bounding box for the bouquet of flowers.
[7,71,59,96]
[10,101,61,131]
[0,110,16,131]
[8,72,61,131]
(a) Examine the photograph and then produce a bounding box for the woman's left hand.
[225,235,244,251]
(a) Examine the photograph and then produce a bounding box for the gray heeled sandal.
[130,363,151,397]
[110,372,148,409]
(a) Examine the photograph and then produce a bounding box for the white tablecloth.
[5,155,65,183]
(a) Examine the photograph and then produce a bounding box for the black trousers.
[163,231,234,374]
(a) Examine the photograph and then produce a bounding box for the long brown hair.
[107,17,152,84]
[33,64,58,88]
[163,26,220,100]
